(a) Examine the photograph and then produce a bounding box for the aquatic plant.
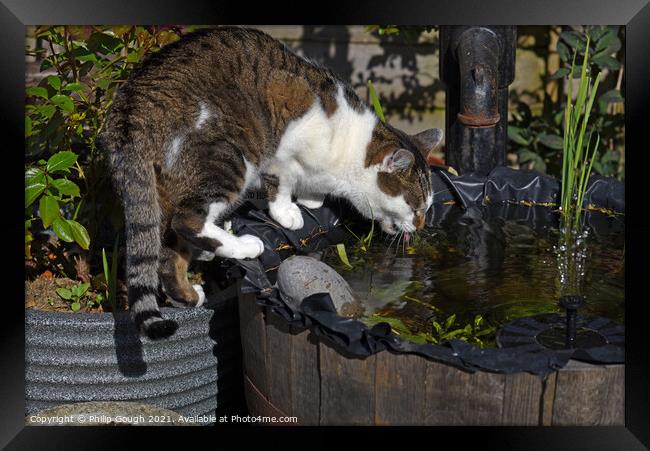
[560,35,602,231]
[557,35,602,296]
[364,312,496,348]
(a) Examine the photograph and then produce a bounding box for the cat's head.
[362,124,443,235]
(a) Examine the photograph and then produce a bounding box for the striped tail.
[110,149,178,340]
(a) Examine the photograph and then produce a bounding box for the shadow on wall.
[286,26,445,133]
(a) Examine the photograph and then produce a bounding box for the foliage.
[25,151,89,254]
[560,36,602,230]
[364,312,496,348]
[101,236,120,311]
[55,282,90,312]
[25,26,199,280]
[367,80,385,123]
[508,26,624,180]
[365,25,437,43]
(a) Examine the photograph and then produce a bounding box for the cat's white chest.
[273,85,376,193]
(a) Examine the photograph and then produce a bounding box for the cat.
[98,26,443,339]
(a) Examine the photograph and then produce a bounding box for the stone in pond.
[277,255,364,318]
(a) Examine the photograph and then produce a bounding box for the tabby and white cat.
[99,26,443,339]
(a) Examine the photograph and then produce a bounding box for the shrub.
[25,26,202,281]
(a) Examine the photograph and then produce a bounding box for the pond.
[322,204,625,348]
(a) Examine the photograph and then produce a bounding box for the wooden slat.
[289,326,321,425]
[424,360,506,425]
[600,364,625,425]
[319,343,377,425]
[552,360,624,425]
[540,371,558,426]
[501,372,545,425]
[238,292,269,402]
[265,312,293,416]
[374,351,427,425]
[243,375,293,426]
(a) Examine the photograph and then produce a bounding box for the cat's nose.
[414,213,425,230]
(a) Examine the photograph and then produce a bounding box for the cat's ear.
[379,148,415,173]
[412,128,443,164]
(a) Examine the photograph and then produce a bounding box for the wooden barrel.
[238,292,624,426]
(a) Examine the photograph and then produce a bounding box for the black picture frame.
[3,0,648,448]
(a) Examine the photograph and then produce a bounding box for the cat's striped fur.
[98,27,443,339]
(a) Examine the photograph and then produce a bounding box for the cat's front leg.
[172,205,265,260]
[265,173,304,230]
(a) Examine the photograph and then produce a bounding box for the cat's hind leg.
[158,241,204,307]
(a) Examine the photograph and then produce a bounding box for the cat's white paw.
[215,234,264,259]
[297,196,324,209]
[192,284,206,308]
[195,250,216,261]
[269,201,304,230]
[236,234,266,259]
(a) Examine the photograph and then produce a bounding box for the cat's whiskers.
[385,230,400,255]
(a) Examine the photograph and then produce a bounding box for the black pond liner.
[229,166,624,376]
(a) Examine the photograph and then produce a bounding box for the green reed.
[558,35,602,296]
[560,35,602,232]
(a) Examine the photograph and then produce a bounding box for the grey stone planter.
[26,301,242,421]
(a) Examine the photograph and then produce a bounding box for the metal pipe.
[440,26,516,175]
[456,27,500,128]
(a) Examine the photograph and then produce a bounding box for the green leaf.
[598,89,624,104]
[96,78,111,90]
[46,151,77,173]
[367,80,385,123]
[539,133,564,150]
[556,42,570,62]
[444,314,456,330]
[51,95,75,113]
[25,116,33,137]
[25,182,46,208]
[26,86,49,99]
[336,243,353,269]
[87,32,124,54]
[38,195,60,228]
[77,282,90,297]
[56,287,72,300]
[592,160,603,175]
[63,82,85,92]
[507,126,530,146]
[52,178,80,197]
[595,30,621,54]
[67,219,91,250]
[52,217,74,242]
[70,302,81,312]
[560,31,586,50]
[549,67,570,80]
[587,27,608,43]
[47,75,61,91]
[25,167,45,185]
[601,150,620,164]
[475,327,496,337]
[38,104,56,119]
[75,52,99,63]
[592,55,620,70]
[571,65,584,78]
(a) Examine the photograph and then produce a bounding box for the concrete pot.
[26,301,242,422]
